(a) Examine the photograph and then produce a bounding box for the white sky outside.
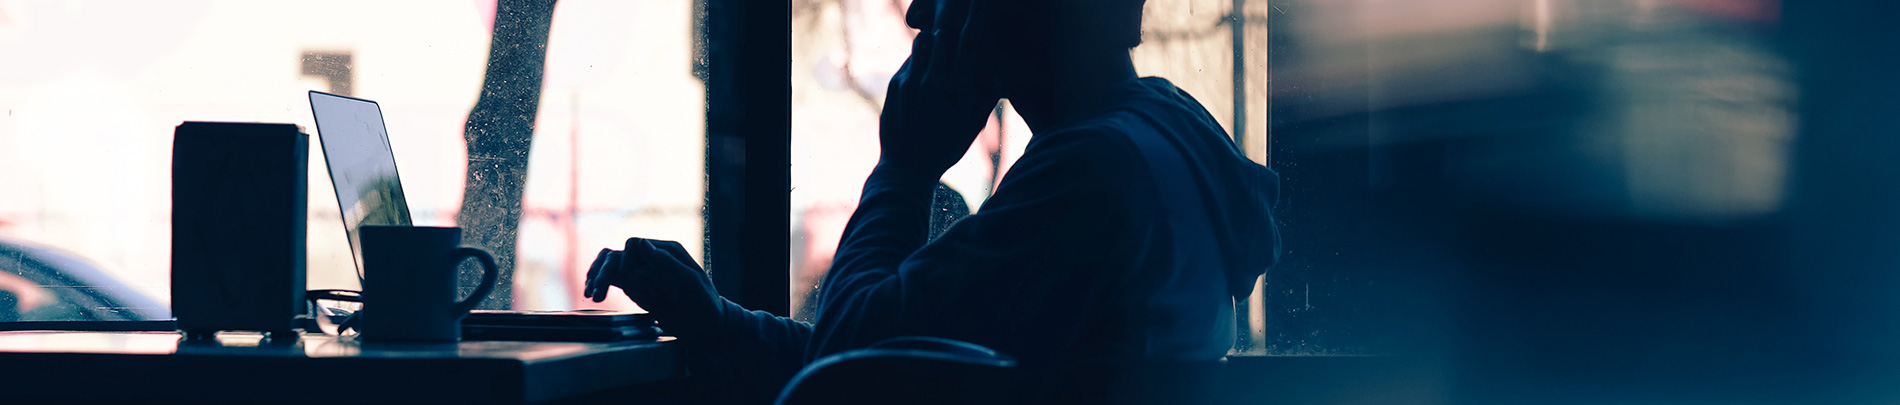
[0,0,706,311]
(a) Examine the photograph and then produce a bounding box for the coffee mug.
[359,226,498,342]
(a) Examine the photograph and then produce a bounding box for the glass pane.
[792,0,1010,321]
[0,0,705,320]
[789,0,1269,326]
[510,0,704,311]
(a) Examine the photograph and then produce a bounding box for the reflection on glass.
[1259,0,1793,357]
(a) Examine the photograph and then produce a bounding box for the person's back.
[985,77,1278,402]
[582,0,1280,402]
[1094,76,1279,359]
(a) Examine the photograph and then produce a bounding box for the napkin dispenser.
[171,122,307,338]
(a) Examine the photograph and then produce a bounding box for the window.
[3,1,1796,371]
[0,0,708,319]
[789,0,1275,349]
[789,0,1795,360]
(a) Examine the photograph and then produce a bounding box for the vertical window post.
[703,0,792,316]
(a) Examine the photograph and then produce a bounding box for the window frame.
[702,0,792,316]
[4,1,1299,363]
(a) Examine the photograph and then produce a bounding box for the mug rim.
[360,225,458,230]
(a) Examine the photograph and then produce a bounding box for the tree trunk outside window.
[458,0,557,309]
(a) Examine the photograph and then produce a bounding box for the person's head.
[909,0,1146,107]
[982,0,1146,52]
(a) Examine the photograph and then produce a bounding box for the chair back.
[775,336,1017,405]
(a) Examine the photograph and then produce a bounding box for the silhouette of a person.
[586,0,1280,401]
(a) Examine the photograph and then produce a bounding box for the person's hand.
[877,0,1001,178]
[584,238,726,341]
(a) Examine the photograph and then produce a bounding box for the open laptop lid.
[308,91,413,280]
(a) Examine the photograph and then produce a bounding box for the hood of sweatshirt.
[1113,77,1283,298]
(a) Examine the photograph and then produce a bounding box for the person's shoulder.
[998,116,1160,224]
[1016,124,1145,186]
[1025,113,1150,162]
[1003,115,1161,208]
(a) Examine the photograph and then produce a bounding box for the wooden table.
[0,331,682,403]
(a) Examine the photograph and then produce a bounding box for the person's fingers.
[624,237,653,258]
[954,0,985,63]
[584,248,612,299]
[623,238,654,274]
[645,241,705,285]
[888,55,915,89]
[590,251,623,303]
[625,272,668,313]
[928,33,964,90]
[904,28,949,89]
[905,0,936,30]
[585,249,600,300]
[936,0,989,91]
[623,238,677,286]
[884,58,919,119]
[620,276,652,305]
[633,239,682,283]
[650,240,694,266]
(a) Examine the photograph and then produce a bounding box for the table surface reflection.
[0,330,672,361]
[0,330,682,403]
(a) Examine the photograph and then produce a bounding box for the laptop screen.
[309,91,413,279]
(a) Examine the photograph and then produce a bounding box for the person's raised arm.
[808,123,1145,360]
[818,0,1010,302]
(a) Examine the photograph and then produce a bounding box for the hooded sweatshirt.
[691,77,1281,402]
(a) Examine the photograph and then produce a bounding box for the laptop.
[307,91,654,341]
[307,91,413,281]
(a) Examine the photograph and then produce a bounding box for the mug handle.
[448,247,501,316]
